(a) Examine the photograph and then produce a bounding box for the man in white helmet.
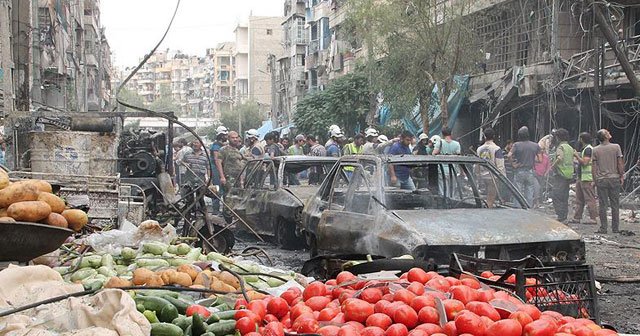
[413,133,432,155]
[362,128,379,155]
[326,126,345,157]
[210,125,229,187]
[245,129,264,159]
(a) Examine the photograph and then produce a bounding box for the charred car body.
[301,155,585,265]
[225,156,338,248]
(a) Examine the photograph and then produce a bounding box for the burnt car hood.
[392,208,581,246]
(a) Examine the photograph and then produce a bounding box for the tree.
[347,0,477,133]
[149,84,181,114]
[219,101,264,135]
[116,87,145,112]
[294,72,370,138]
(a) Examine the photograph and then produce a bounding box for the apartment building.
[233,16,284,116]
[207,42,235,117]
[0,0,112,114]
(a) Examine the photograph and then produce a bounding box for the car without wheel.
[225,155,338,248]
[301,154,585,266]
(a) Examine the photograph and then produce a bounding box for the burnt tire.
[197,215,235,254]
[275,218,302,250]
[308,233,319,258]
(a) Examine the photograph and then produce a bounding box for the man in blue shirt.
[326,127,345,157]
[388,131,415,190]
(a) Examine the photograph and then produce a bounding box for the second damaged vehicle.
[301,155,585,266]
[225,156,337,248]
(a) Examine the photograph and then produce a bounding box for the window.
[329,164,354,209]
[281,161,335,186]
[235,161,260,188]
[266,29,273,35]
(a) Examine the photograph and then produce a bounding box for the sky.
[101,0,283,68]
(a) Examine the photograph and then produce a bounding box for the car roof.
[339,154,486,164]
[246,155,339,163]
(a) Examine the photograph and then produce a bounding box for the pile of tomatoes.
[232,268,615,336]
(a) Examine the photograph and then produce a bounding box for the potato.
[0,183,39,208]
[217,271,240,289]
[177,264,199,281]
[37,192,66,213]
[104,277,133,288]
[190,285,206,290]
[170,272,193,287]
[61,209,88,232]
[132,268,155,285]
[159,269,177,284]
[247,290,267,301]
[0,209,7,217]
[210,280,229,292]
[0,217,16,223]
[45,212,68,228]
[15,179,53,193]
[8,201,51,222]
[194,272,212,288]
[146,274,165,287]
[0,170,9,190]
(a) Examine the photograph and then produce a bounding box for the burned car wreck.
[225,156,337,248]
[301,155,585,266]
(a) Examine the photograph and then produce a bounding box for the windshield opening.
[278,161,336,186]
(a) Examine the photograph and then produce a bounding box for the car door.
[316,162,378,254]
[225,160,260,220]
[244,160,278,235]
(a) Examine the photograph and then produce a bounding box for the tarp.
[256,120,273,140]
[402,75,470,136]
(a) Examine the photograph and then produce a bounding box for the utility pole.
[0,0,14,115]
[267,54,278,127]
[591,1,640,97]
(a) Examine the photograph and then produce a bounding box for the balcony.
[308,40,319,53]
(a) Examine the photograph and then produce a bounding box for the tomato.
[382,293,395,301]
[518,304,542,321]
[339,289,357,304]
[476,289,495,303]
[466,301,501,321]
[267,297,289,319]
[509,311,534,328]
[247,300,267,320]
[485,319,523,336]
[306,296,331,311]
[418,306,440,324]
[294,318,320,334]
[445,277,461,287]
[185,304,211,318]
[449,286,477,305]
[337,271,357,285]
[326,279,338,286]
[455,311,485,336]
[522,318,558,336]
[304,282,328,300]
[235,310,260,324]
[331,312,346,324]
[393,304,419,329]
[443,321,458,336]
[290,303,314,322]
[460,278,481,289]
[281,288,301,306]
[442,299,465,321]
[384,301,406,317]
[367,313,393,330]
[415,323,445,334]
[426,278,451,292]
[338,325,360,336]
[375,300,392,314]
[408,268,430,284]
[264,322,285,336]
[393,289,417,305]
[558,323,595,336]
[557,316,575,326]
[318,325,341,336]
[236,317,258,336]
[280,314,291,329]
[363,326,387,336]
[412,295,436,312]
[480,271,494,278]
[540,311,563,322]
[407,282,426,296]
[318,307,340,321]
[361,288,384,304]
[347,321,366,332]
[594,329,618,336]
[343,298,375,323]
[506,275,516,284]
[408,330,428,336]
[386,324,409,336]
[246,332,261,336]
[264,314,279,323]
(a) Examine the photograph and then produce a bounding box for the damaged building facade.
[457,0,640,167]
[0,0,113,115]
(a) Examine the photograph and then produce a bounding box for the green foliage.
[116,86,145,112]
[149,84,180,114]
[293,72,370,138]
[215,101,264,136]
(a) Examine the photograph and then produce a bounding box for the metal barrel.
[29,131,92,175]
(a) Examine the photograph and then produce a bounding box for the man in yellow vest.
[570,132,598,225]
[551,128,575,222]
[344,134,365,155]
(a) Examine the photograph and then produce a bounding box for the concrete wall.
[247,16,284,108]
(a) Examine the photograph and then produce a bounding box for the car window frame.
[234,160,261,189]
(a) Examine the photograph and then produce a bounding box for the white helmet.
[216,125,229,136]
[365,128,379,137]
[430,135,441,144]
[330,127,345,138]
[418,133,429,141]
[329,124,341,133]
[378,135,389,143]
[245,129,259,139]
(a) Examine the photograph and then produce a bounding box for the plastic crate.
[449,253,600,323]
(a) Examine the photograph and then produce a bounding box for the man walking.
[220,131,246,191]
[388,131,416,190]
[433,127,461,155]
[592,129,625,234]
[344,134,365,155]
[570,132,598,225]
[477,128,505,207]
[509,126,541,207]
[550,128,575,222]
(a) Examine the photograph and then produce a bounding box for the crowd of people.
[173,123,626,234]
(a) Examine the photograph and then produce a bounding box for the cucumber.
[75,255,102,268]
[172,316,192,331]
[53,266,69,275]
[212,303,230,312]
[140,289,180,298]
[97,266,117,277]
[206,252,234,264]
[243,275,259,283]
[192,313,207,336]
[267,277,285,287]
[185,325,193,336]
[185,247,202,261]
[135,296,178,322]
[201,333,215,336]
[167,244,179,254]
[160,295,190,315]
[176,243,191,255]
[205,320,236,336]
[136,259,170,268]
[168,258,191,267]
[137,303,145,313]
[101,254,114,269]
[160,303,179,323]
[70,268,97,282]
[209,310,237,321]
[121,247,137,260]
[144,310,160,323]
[143,242,169,255]
[150,322,184,336]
